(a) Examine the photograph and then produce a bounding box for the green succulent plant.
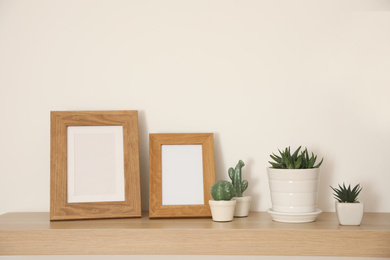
[330,183,362,203]
[210,180,235,201]
[269,146,324,169]
[228,160,248,197]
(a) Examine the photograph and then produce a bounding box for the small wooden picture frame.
[149,133,215,218]
[50,111,141,220]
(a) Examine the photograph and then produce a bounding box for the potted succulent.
[330,183,364,225]
[267,146,324,223]
[228,160,251,217]
[209,180,236,222]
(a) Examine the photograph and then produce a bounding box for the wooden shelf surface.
[0,212,389,257]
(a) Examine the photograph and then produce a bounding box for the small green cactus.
[210,180,235,201]
[228,160,248,197]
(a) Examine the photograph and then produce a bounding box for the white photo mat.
[161,144,204,205]
[67,126,125,203]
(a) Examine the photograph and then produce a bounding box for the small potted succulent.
[228,160,251,217]
[330,183,364,225]
[267,146,324,222]
[209,180,236,222]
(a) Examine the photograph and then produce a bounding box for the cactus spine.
[228,160,248,197]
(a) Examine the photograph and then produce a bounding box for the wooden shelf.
[0,212,389,257]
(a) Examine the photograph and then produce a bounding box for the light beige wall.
[1,0,390,214]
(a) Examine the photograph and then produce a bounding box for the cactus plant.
[269,146,323,169]
[228,160,248,197]
[331,183,362,203]
[210,180,235,201]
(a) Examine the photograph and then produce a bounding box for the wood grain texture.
[50,111,141,220]
[0,212,389,256]
[149,133,215,218]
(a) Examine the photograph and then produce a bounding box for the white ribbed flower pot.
[209,200,236,222]
[267,167,320,213]
[335,201,364,225]
[233,196,251,217]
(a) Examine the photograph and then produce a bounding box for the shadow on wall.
[241,157,260,205]
[213,135,260,205]
[360,180,378,212]
[317,156,335,212]
[138,110,150,211]
[213,132,226,181]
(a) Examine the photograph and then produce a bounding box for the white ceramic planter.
[335,201,364,225]
[267,208,322,223]
[233,196,251,217]
[267,167,320,213]
[209,200,236,222]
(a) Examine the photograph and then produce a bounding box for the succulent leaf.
[314,157,324,168]
[270,154,282,164]
[268,161,281,168]
[294,156,302,169]
[269,146,324,169]
[330,183,362,203]
[292,146,301,161]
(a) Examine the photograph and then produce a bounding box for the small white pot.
[335,201,364,225]
[233,196,251,217]
[209,200,236,222]
[267,167,320,213]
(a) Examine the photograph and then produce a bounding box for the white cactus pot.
[267,167,320,213]
[233,196,251,217]
[335,201,364,225]
[209,200,236,222]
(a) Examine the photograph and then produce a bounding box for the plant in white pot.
[228,160,251,217]
[330,183,364,225]
[267,146,324,223]
[209,180,236,222]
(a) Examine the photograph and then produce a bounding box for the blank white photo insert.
[67,126,125,203]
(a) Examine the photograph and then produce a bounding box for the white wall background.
[1,0,390,215]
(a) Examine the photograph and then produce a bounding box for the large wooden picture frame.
[50,111,141,220]
[149,133,215,218]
